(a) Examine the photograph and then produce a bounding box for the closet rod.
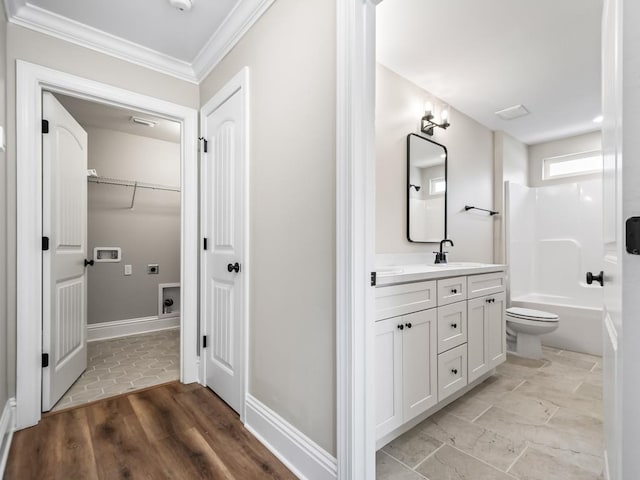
[88,176,180,193]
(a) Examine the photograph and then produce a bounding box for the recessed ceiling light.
[130,116,157,128]
[593,115,603,123]
[169,0,193,11]
[495,104,530,120]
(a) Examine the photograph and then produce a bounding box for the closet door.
[201,71,247,415]
[42,92,89,411]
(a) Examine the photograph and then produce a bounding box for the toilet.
[505,307,559,360]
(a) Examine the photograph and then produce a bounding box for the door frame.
[336,0,380,478]
[198,67,250,421]
[15,60,199,429]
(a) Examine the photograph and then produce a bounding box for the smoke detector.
[169,0,192,12]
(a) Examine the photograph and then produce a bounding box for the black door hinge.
[42,353,49,368]
[202,336,207,348]
[42,119,49,134]
[198,136,208,153]
[203,238,208,250]
[42,236,50,251]
[371,271,377,286]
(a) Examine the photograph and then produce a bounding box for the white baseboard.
[87,315,180,342]
[245,395,337,480]
[0,398,16,478]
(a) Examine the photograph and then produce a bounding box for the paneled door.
[42,92,89,411]
[201,70,248,414]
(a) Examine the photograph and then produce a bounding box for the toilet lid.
[506,307,558,322]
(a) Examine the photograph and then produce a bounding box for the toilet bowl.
[506,307,559,360]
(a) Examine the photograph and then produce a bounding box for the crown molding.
[191,0,274,82]
[4,0,275,85]
[5,1,198,82]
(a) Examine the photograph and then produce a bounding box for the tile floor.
[52,328,180,411]
[377,346,604,480]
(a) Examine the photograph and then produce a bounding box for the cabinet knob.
[451,368,458,375]
[486,298,495,303]
[397,324,404,330]
[450,323,457,329]
[451,288,457,294]
[405,322,412,329]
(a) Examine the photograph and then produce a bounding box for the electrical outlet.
[147,264,159,274]
[124,264,132,276]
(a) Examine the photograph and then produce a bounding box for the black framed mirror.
[407,133,447,242]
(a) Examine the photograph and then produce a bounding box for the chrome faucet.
[434,239,454,264]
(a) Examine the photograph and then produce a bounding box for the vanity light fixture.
[421,101,451,136]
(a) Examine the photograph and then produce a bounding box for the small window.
[429,177,446,195]
[542,150,602,180]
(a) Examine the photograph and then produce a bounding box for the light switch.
[124,264,132,276]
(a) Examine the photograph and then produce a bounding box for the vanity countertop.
[376,262,506,286]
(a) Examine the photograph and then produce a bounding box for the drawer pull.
[451,368,458,375]
[450,322,457,329]
[397,324,404,330]
[405,322,412,329]
[451,288,457,294]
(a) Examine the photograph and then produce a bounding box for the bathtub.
[510,293,602,356]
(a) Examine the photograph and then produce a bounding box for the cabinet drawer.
[438,344,468,402]
[437,276,467,306]
[375,281,437,321]
[467,272,506,299]
[437,302,467,353]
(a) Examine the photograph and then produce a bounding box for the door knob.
[84,259,94,267]
[586,271,604,286]
[227,262,240,273]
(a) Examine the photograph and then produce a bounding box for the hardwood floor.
[5,382,297,480]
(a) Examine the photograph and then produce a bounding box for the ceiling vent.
[495,104,530,120]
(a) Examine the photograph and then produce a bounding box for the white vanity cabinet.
[374,265,506,444]
[468,290,507,382]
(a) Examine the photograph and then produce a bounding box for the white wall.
[528,131,602,187]
[199,0,337,455]
[494,131,528,263]
[376,64,495,263]
[85,127,180,325]
[5,24,198,399]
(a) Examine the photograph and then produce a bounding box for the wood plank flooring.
[5,382,297,480]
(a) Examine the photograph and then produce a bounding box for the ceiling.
[55,93,181,143]
[376,0,602,145]
[4,0,273,81]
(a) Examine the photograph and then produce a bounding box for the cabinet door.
[375,317,403,439]
[402,309,438,422]
[467,296,489,382]
[437,344,468,402]
[487,291,507,368]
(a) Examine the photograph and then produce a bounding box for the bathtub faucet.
[434,239,454,264]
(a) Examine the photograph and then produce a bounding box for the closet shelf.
[88,175,180,209]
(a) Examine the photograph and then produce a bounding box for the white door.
[487,292,506,369]
[201,74,247,414]
[600,0,640,477]
[467,296,488,383]
[402,309,437,422]
[374,316,402,440]
[41,92,89,411]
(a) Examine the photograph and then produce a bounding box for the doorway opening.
[43,92,183,412]
[15,60,199,429]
